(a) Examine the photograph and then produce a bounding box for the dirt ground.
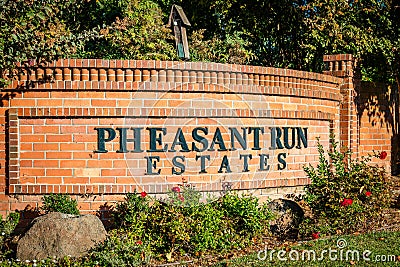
[378,175,400,231]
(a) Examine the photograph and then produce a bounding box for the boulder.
[268,199,304,239]
[17,212,107,261]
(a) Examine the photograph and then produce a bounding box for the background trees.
[165,0,399,83]
[0,0,399,86]
[0,0,98,86]
[72,0,177,60]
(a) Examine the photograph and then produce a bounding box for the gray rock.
[268,199,304,239]
[17,212,107,261]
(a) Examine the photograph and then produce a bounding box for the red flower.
[178,195,185,202]
[380,151,387,160]
[340,198,353,207]
[140,191,147,198]
[365,191,372,197]
[172,186,181,193]
[136,240,143,245]
[312,232,320,239]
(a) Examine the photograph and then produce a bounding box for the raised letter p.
[94,128,116,153]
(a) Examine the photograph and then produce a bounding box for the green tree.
[1,0,399,87]
[158,0,399,84]
[0,0,98,87]
[78,0,177,60]
[0,0,177,87]
[301,0,399,82]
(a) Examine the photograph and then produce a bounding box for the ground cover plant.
[41,194,80,215]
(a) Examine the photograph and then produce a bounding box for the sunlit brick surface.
[0,55,392,216]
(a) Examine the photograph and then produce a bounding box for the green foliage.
[0,230,400,266]
[220,192,272,236]
[0,0,99,87]
[0,212,19,256]
[165,185,202,207]
[0,0,176,87]
[208,0,307,68]
[2,0,399,87]
[41,194,80,215]
[190,29,256,65]
[111,190,273,261]
[89,229,152,267]
[158,0,400,84]
[79,0,177,60]
[113,192,150,227]
[156,0,311,68]
[0,213,19,239]
[185,203,226,252]
[300,135,392,237]
[300,0,399,82]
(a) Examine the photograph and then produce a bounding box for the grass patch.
[214,231,400,266]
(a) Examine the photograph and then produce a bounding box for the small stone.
[17,212,107,261]
[268,199,304,239]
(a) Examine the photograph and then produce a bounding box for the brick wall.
[0,56,373,221]
[323,54,397,173]
[323,54,358,153]
[356,81,398,173]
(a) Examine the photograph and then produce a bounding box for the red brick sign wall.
[0,55,393,216]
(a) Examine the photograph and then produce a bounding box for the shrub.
[80,0,177,60]
[190,29,256,65]
[41,194,80,215]
[184,203,226,252]
[165,184,202,207]
[88,229,152,267]
[300,135,392,237]
[220,192,272,236]
[112,192,150,229]
[0,212,19,258]
[111,189,273,261]
[0,213,19,238]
